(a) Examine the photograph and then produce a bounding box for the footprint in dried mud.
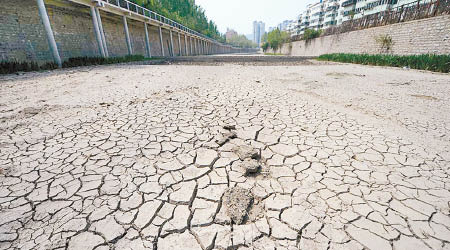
[222,187,253,225]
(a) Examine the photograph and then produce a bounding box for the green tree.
[261,42,269,52]
[267,29,290,52]
[130,0,225,42]
[302,29,322,41]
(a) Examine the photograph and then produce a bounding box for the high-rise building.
[253,21,266,46]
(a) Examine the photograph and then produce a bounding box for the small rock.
[223,125,236,130]
[223,187,253,224]
[233,145,260,160]
[216,131,237,146]
[99,102,112,107]
[22,107,40,115]
[241,159,260,176]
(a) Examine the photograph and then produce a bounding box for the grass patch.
[317,53,450,73]
[1,55,163,75]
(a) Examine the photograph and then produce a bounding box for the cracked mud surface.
[1,61,450,249]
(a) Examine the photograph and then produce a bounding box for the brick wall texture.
[0,0,204,63]
[273,15,450,56]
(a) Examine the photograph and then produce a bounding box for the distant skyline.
[195,0,316,35]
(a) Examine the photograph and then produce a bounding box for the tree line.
[130,0,225,42]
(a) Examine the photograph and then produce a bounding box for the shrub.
[302,29,322,41]
[317,53,450,73]
[375,34,394,52]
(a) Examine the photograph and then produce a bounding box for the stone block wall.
[0,0,221,64]
[271,15,450,56]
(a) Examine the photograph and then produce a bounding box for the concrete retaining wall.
[0,0,241,64]
[269,15,450,56]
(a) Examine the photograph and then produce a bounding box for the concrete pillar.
[95,7,108,57]
[184,34,188,56]
[144,23,151,58]
[159,26,164,57]
[91,6,105,57]
[177,32,182,56]
[200,40,203,55]
[203,41,206,55]
[169,30,174,57]
[194,38,198,55]
[36,0,62,68]
[190,37,193,55]
[122,16,132,55]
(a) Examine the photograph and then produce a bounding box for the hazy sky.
[195,0,315,35]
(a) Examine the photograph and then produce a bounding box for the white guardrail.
[99,0,226,45]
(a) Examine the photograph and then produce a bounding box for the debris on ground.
[216,131,237,146]
[241,158,260,176]
[222,187,253,224]
[223,124,236,130]
[233,145,260,160]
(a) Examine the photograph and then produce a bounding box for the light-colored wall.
[269,15,450,56]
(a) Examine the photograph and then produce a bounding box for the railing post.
[159,26,165,57]
[122,16,132,55]
[36,0,62,68]
[144,22,151,58]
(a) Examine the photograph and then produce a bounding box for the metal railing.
[100,0,228,46]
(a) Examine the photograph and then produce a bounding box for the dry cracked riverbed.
[0,60,450,250]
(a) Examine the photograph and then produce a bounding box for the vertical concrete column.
[194,38,198,55]
[184,34,188,56]
[91,6,105,57]
[190,37,193,55]
[169,30,174,57]
[203,41,206,55]
[177,32,182,56]
[95,7,108,57]
[158,26,164,57]
[36,0,62,68]
[144,23,151,58]
[122,16,132,55]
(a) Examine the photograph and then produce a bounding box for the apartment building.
[297,8,311,35]
[296,0,425,33]
[309,0,327,30]
[324,0,340,28]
